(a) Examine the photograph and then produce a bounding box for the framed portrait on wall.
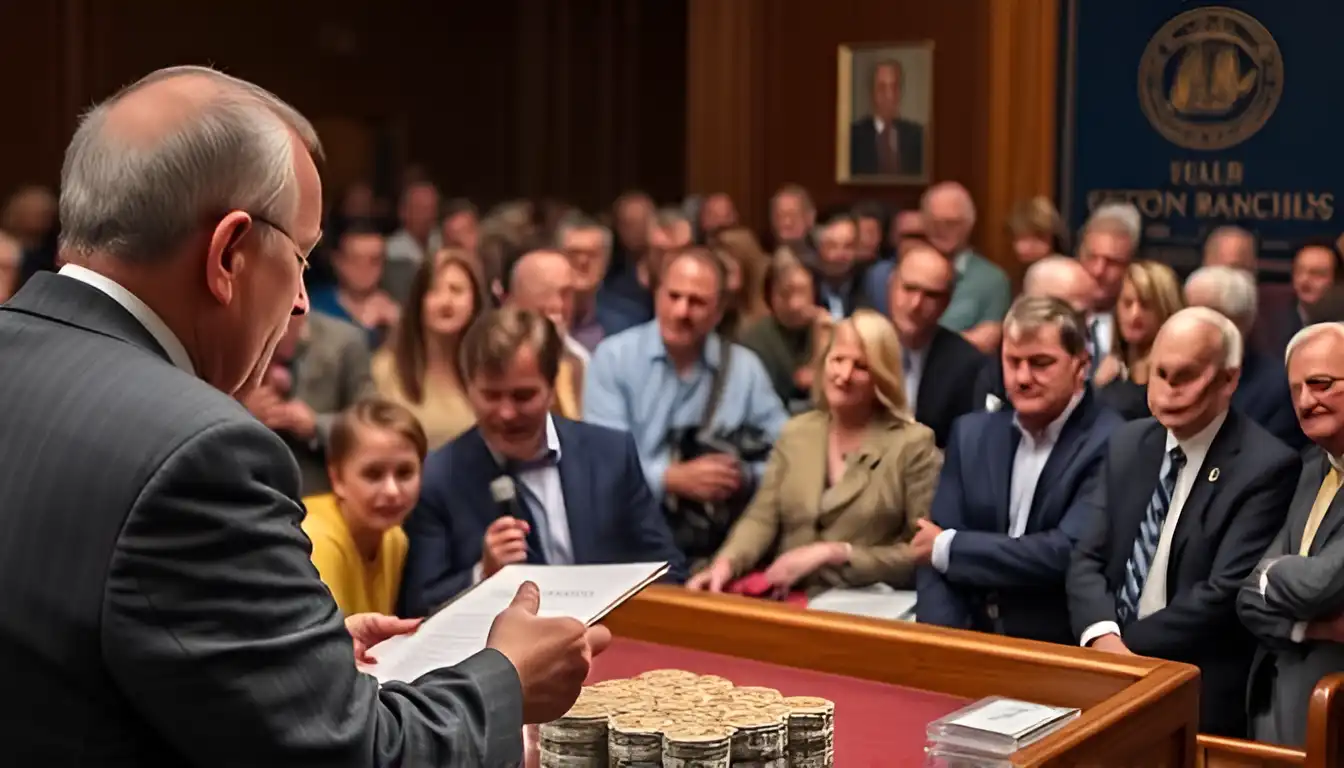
[836,41,934,185]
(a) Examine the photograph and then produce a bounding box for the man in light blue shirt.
[585,248,789,563]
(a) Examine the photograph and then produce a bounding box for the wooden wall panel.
[0,0,687,215]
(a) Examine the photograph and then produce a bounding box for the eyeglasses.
[248,212,313,273]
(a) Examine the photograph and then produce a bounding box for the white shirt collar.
[487,414,562,467]
[58,263,195,374]
[1165,408,1228,461]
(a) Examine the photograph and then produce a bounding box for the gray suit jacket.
[1238,449,1344,747]
[0,272,524,767]
[284,312,373,495]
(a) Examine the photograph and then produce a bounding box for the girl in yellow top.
[302,397,428,616]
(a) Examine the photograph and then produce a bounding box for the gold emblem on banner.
[1138,6,1283,151]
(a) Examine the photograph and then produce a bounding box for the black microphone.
[489,475,518,520]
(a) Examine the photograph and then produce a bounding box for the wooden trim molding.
[984,0,1060,281]
[685,0,767,224]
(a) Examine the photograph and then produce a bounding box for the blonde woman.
[688,309,942,596]
[1093,260,1184,420]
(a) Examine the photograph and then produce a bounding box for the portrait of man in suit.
[838,43,933,184]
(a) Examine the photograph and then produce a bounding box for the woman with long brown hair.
[372,249,487,448]
[711,226,771,327]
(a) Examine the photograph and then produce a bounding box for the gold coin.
[728,686,782,700]
[662,723,736,743]
[638,669,700,684]
[781,696,835,714]
[610,712,673,733]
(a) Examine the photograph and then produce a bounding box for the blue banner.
[1060,1,1343,275]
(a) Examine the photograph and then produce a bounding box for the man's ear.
[205,211,254,305]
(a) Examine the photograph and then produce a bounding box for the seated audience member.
[1185,265,1305,449]
[888,243,986,448]
[601,208,694,335]
[1006,196,1067,268]
[0,229,19,303]
[688,309,941,597]
[373,250,486,449]
[607,191,653,282]
[916,297,1121,644]
[740,250,828,413]
[769,184,816,251]
[303,398,427,616]
[923,182,1012,353]
[557,214,616,353]
[1068,307,1300,736]
[585,248,790,566]
[1078,204,1140,362]
[400,308,686,616]
[382,181,443,303]
[1267,240,1342,354]
[243,312,373,494]
[973,255,1098,412]
[810,213,869,319]
[1203,225,1258,273]
[1093,261,1184,421]
[309,225,401,348]
[1240,323,1344,747]
[697,192,739,239]
[1305,283,1344,325]
[503,249,586,419]
[711,226,770,330]
[851,200,891,265]
[439,197,479,253]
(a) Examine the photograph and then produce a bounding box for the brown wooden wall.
[686,0,1059,275]
[0,0,686,214]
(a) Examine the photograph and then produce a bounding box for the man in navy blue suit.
[916,296,1123,644]
[399,307,686,617]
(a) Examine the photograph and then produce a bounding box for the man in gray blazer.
[1239,321,1344,746]
[243,311,373,494]
[0,65,605,767]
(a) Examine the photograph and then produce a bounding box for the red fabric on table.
[588,637,970,767]
[725,572,810,607]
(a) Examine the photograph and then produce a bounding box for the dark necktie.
[877,124,900,174]
[1117,445,1187,623]
[504,449,560,565]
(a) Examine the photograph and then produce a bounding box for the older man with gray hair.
[1204,225,1258,274]
[1186,265,1304,448]
[1241,322,1344,746]
[1078,204,1140,361]
[921,182,1011,353]
[0,65,602,766]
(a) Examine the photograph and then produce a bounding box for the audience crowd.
[7,166,1344,749]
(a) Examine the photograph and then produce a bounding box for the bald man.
[886,243,986,447]
[0,66,602,766]
[506,248,588,417]
[972,256,1099,412]
[922,182,1012,353]
[1069,307,1299,736]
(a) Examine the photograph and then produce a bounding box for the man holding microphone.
[0,66,602,767]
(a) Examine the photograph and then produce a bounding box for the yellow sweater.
[301,494,408,617]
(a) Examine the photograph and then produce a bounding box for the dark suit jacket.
[1235,348,1307,450]
[971,346,1008,413]
[914,326,987,449]
[400,418,688,617]
[849,117,925,177]
[917,389,1123,644]
[1238,449,1344,747]
[0,273,524,766]
[1067,411,1299,736]
[810,261,875,318]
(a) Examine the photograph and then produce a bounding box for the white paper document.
[363,561,668,685]
[807,584,918,622]
[948,698,1077,738]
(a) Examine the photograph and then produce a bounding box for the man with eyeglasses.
[0,65,603,766]
[1240,322,1344,747]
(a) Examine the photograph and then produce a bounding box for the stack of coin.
[722,686,783,711]
[608,712,672,767]
[638,669,701,686]
[722,709,787,767]
[691,674,735,695]
[781,696,835,768]
[538,700,611,768]
[661,723,735,768]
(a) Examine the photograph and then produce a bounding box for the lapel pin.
[1208,467,1220,482]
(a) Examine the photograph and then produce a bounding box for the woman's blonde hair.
[811,309,912,422]
[1113,260,1184,362]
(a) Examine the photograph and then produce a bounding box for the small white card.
[948,698,1075,738]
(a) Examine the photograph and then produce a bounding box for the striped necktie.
[1118,445,1186,624]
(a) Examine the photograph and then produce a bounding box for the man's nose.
[292,280,310,317]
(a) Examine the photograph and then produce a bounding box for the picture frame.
[836,41,935,186]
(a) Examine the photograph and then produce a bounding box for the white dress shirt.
[58,264,195,374]
[1080,409,1229,647]
[473,415,574,583]
[1091,312,1115,360]
[903,345,927,414]
[932,391,1084,572]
